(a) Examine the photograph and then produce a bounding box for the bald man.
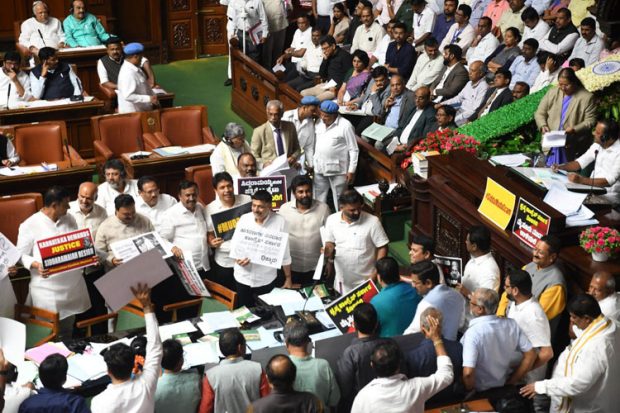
[588,272,620,323]
[69,181,109,333]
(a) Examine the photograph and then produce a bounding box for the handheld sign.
[512,198,551,249]
[325,280,379,334]
[37,229,97,275]
[237,175,287,210]
[211,202,252,241]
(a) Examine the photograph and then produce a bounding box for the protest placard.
[236,175,287,210]
[166,257,211,297]
[512,198,551,249]
[110,231,171,263]
[325,280,379,333]
[229,226,289,269]
[36,229,97,275]
[435,255,463,287]
[0,232,20,280]
[211,202,252,241]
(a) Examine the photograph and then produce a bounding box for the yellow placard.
[478,178,516,230]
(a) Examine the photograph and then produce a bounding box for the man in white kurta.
[456,225,500,298]
[0,234,18,319]
[282,96,319,169]
[16,187,90,330]
[117,42,158,113]
[324,190,389,294]
[135,177,177,233]
[588,271,620,323]
[68,182,108,240]
[0,52,32,109]
[521,294,620,413]
[96,159,140,216]
[19,1,65,57]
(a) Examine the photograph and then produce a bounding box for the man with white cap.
[313,100,358,210]
[117,42,158,113]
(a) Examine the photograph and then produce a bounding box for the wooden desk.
[120,150,212,195]
[57,47,108,99]
[0,100,105,159]
[424,399,494,413]
[0,162,95,197]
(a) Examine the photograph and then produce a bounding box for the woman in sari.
[336,49,371,105]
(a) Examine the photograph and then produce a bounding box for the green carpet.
[152,56,252,136]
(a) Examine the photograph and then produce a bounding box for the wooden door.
[166,0,199,61]
[197,0,228,56]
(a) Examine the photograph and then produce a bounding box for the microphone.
[64,138,73,167]
[71,75,84,101]
[38,29,46,46]
[586,149,599,200]
[6,82,11,110]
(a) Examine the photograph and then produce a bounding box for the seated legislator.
[519,7,550,48]
[430,44,468,102]
[374,75,416,150]
[345,66,390,133]
[508,38,540,88]
[531,52,562,93]
[19,1,65,58]
[466,16,499,65]
[441,60,489,126]
[30,47,83,100]
[552,119,620,204]
[286,28,324,92]
[236,152,258,179]
[566,17,605,67]
[211,122,252,175]
[484,26,522,82]
[372,20,396,68]
[0,133,20,167]
[117,42,158,113]
[328,3,350,45]
[62,0,110,47]
[336,50,371,106]
[538,8,579,60]
[350,6,386,57]
[470,68,513,121]
[439,4,476,54]
[301,35,352,101]
[405,37,444,93]
[431,0,458,46]
[385,22,416,79]
[0,52,32,108]
[390,86,437,152]
[434,105,458,131]
[251,100,301,168]
[512,81,530,100]
[98,37,156,96]
[496,0,526,37]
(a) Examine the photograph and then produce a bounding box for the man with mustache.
[63,0,110,47]
[96,158,139,216]
[278,175,331,285]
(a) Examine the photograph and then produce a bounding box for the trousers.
[314,173,347,210]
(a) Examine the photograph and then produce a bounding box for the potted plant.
[579,226,620,262]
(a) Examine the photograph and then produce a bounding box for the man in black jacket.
[470,68,513,121]
[301,35,352,101]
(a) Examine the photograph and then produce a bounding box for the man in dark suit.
[430,44,468,102]
[382,75,416,130]
[470,68,513,121]
[393,86,437,151]
[251,99,301,168]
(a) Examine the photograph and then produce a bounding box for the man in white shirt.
[0,133,20,167]
[521,294,620,413]
[350,7,386,57]
[282,96,319,170]
[324,190,389,294]
[466,16,499,65]
[16,186,91,337]
[440,4,476,53]
[406,37,444,92]
[519,7,550,48]
[96,158,140,215]
[567,17,604,67]
[276,16,312,79]
[497,0,526,36]
[160,180,210,278]
[232,190,292,307]
[135,176,177,233]
[412,0,436,52]
[91,283,162,413]
[19,1,65,58]
[588,271,620,323]
[117,42,158,113]
[278,175,330,284]
[376,0,404,26]
[456,225,500,299]
[509,38,541,88]
[286,28,324,92]
[29,47,82,100]
[525,0,551,15]
[370,20,396,67]
[461,288,536,392]
[226,0,269,64]
[0,52,31,109]
[207,172,252,290]
[313,100,359,210]
[552,119,620,204]
[441,60,488,126]
[351,326,453,413]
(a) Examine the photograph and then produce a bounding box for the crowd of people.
[1,0,620,412]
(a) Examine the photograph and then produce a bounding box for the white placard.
[229,226,289,269]
[110,231,172,263]
[0,233,21,280]
[0,318,26,366]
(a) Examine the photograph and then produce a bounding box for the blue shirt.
[18,387,90,413]
[469,0,492,27]
[460,315,533,391]
[384,95,403,129]
[385,41,416,80]
[432,14,456,44]
[424,284,465,341]
[371,282,421,337]
[509,55,541,88]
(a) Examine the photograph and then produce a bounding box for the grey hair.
[223,122,245,139]
[420,307,443,331]
[283,319,310,347]
[593,272,616,290]
[33,1,48,13]
[266,100,284,111]
[475,288,499,315]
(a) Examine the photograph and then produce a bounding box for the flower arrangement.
[400,129,480,170]
[576,54,620,92]
[579,226,620,257]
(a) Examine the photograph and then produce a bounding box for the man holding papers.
[251,100,301,169]
[232,190,292,307]
[17,186,90,337]
[552,119,620,204]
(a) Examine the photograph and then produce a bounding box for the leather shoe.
[224,79,232,86]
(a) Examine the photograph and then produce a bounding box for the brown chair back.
[15,304,60,347]
[0,193,42,244]
[159,106,208,147]
[184,165,215,206]
[10,122,67,165]
[204,279,238,310]
[92,112,144,157]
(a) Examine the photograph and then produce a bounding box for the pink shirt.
[483,0,510,28]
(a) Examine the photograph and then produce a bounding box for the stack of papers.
[543,184,587,216]
[0,165,58,176]
[412,151,440,178]
[153,146,188,157]
[197,311,240,334]
[260,154,297,183]
[25,342,72,365]
[159,320,198,341]
[542,131,567,148]
[566,205,598,227]
[67,354,108,382]
[182,341,220,368]
[185,144,216,154]
[245,326,283,350]
[362,122,395,142]
[231,306,261,324]
[281,296,325,316]
[354,183,397,203]
[490,153,530,167]
[258,288,304,306]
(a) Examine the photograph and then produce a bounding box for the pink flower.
[591,227,600,233]
[598,232,605,238]
[604,247,611,253]
[585,242,593,249]
[597,239,605,246]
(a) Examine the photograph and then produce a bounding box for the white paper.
[94,249,173,312]
[272,64,286,72]
[0,318,26,366]
[246,326,283,350]
[313,254,325,281]
[110,231,172,263]
[152,87,167,94]
[386,137,399,155]
[185,144,216,154]
[231,306,261,324]
[198,311,240,334]
[58,45,106,52]
[260,154,290,177]
[159,320,198,341]
[182,341,220,369]
[229,227,289,269]
[542,131,567,148]
[309,328,342,343]
[0,233,21,280]
[281,296,324,316]
[322,79,337,89]
[315,310,336,329]
[15,360,38,385]
[338,105,366,116]
[566,205,598,227]
[258,288,304,306]
[543,184,587,216]
[0,167,23,177]
[67,354,108,382]
[127,151,152,158]
[490,153,530,167]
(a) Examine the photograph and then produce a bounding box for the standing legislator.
[117,42,158,113]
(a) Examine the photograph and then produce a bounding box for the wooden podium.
[409,151,620,291]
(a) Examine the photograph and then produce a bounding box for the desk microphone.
[38,29,46,46]
[131,136,149,160]
[64,139,73,167]
[71,75,84,102]
[586,149,599,201]
[6,83,10,110]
